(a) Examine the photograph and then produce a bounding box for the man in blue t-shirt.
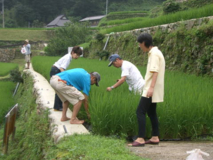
[50,68,101,124]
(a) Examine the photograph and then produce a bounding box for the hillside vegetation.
[1,0,164,28]
[98,3,213,33]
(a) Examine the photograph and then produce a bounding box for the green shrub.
[163,0,181,14]
[95,50,110,60]
[10,68,23,83]
[45,23,92,56]
[95,33,105,41]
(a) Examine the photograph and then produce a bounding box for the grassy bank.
[0,29,53,41]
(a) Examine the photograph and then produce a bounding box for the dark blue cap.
[108,54,121,67]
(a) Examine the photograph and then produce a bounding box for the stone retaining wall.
[0,48,16,62]
[0,42,47,62]
[106,16,213,37]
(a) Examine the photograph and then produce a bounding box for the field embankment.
[0,28,54,41]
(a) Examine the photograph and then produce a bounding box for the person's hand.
[147,87,154,98]
[107,87,112,91]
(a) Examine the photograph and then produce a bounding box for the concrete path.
[129,141,213,160]
[24,64,89,143]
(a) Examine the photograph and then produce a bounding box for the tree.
[71,0,104,18]
[163,0,180,14]
[14,3,35,27]
[45,22,92,56]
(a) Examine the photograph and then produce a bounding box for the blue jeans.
[50,66,63,110]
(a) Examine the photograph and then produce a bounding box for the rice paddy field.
[32,56,213,140]
[0,62,18,76]
[0,81,15,124]
[0,62,18,124]
[99,3,213,34]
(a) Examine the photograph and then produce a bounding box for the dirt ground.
[128,141,213,160]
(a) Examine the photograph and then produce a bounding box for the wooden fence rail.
[2,104,18,154]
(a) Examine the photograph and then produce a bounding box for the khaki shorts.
[50,75,85,105]
[25,54,31,62]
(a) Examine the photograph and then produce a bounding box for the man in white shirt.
[106,54,144,94]
[50,46,83,111]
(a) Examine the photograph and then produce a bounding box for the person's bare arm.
[83,94,90,119]
[107,76,126,91]
[59,68,65,72]
[147,72,158,98]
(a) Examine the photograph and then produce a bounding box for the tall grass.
[100,4,213,34]
[109,11,148,15]
[0,62,18,76]
[32,56,213,139]
[99,17,147,27]
[0,81,15,124]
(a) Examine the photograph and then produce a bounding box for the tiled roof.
[46,15,71,28]
[80,15,106,22]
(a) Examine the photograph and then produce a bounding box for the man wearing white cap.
[107,54,145,94]
[50,68,101,124]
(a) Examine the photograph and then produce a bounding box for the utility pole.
[106,0,108,15]
[2,0,4,28]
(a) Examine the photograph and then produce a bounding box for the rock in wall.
[0,48,16,62]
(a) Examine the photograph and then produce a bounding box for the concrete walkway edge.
[24,64,89,143]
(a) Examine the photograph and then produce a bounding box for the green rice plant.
[0,62,18,76]
[99,17,147,27]
[32,56,213,139]
[31,56,57,80]
[0,81,15,124]
[99,4,213,34]
[159,70,213,139]
[109,11,148,15]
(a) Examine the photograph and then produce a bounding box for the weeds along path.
[23,63,89,143]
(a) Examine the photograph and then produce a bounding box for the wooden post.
[2,104,18,154]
